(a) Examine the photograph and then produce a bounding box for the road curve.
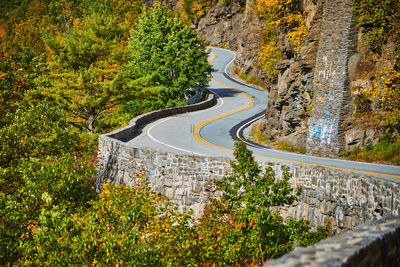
[128,47,400,180]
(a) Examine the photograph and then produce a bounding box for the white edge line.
[236,114,265,145]
[147,118,206,156]
[144,88,224,157]
[219,46,262,146]
[145,48,240,158]
[224,50,236,76]
[207,89,223,106]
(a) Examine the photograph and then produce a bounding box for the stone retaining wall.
[264,215,400,266]
[306,0,356,155]
[96,135,400,234]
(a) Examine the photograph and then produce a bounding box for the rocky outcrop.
[197,0,397,153]
[197,0,264,76]
[343,32,399,150]
[195,0,325,149]
[196,0,326,149]
[259,0,323,149]
[259,0,395,154]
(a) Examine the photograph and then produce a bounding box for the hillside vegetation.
[0,1,326,265]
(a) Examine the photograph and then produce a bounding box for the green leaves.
[119,2,213,116]
[197,140,327,265]
[353,0,400,48]
[1,1,327,265]
[5,140,327,265]
[39,3,137,134]
[22,180,199,266]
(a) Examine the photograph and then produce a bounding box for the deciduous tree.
[41,12,127,133]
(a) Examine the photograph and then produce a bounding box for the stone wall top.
[264,215,400,267]
[104,92,216,142]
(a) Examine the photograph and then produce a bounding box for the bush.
[19,141,328,266]
[22,180,197,266]
[196,141,328,265]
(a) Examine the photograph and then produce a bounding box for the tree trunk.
[88,111,95,134]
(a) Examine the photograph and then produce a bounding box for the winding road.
[128,47,400,180]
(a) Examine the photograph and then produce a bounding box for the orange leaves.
[229,219,256,228]
[0,24,6,42]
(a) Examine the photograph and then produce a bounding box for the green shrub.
[197,141,328,265]
[19,141,328,266]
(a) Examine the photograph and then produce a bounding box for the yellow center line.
[193,49,400,178]
[193,77,254,151]
[208,51,217,63]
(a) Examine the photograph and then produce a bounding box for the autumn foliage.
[20,142,327,266]
[353,0,400,127]
[0,1,328,265]
[254,0,307,80]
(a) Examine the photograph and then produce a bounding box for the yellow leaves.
[191,2,207,18]
[286,12,307,51]
[178,0,212,23]
[254,0,308,77]
[254,0,293,18]
[258,38,280,79]
[368,53,400,126]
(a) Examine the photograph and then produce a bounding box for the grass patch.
[251,123,306,154]
[341,134,400,166]
[252,123,270,143]
[232,66,268,89]
[275,142,307,154]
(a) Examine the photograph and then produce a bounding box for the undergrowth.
[232,66,268,89]
[251,123,306,154]
[341,133,400,166]
[252,123,270,143]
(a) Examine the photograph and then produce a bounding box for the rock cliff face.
[305,0,357,155]
[196,0,325,148]
[196,0,264,76]
[260,0,324,149]
[343,34,397,151]
[197,0,396,153]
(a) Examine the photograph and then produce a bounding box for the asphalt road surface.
[128,47,400,180]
